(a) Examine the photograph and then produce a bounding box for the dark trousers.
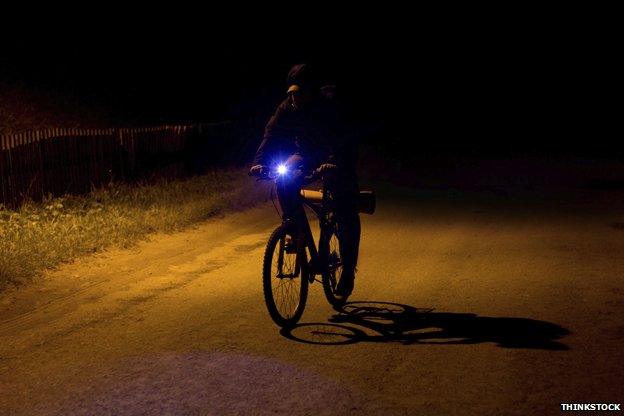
[276,154,361,279]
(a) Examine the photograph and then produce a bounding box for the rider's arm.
[322,94,358,171]
[326,134,358,169]
[252,100,297,167]
[249,164,266,176]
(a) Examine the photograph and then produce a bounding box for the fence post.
[0,135,6,205]
[0,123,233,205]
[36,130,44,200]
[7,133,15,205]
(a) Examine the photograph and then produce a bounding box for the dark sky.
[0,10,615,157]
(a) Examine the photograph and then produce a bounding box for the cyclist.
[249,63,360,298]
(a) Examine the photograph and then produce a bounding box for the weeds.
[0,168,267,289]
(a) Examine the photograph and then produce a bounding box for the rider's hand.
[249,164,267,177]
[317,163,338,174]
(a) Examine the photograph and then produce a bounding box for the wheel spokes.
[271,234,302,319]
[328,233,343,293]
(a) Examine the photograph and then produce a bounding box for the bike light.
[277,164,288,175]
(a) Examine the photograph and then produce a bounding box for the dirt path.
[1,191,623,415]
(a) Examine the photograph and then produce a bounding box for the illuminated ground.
[1,185,623,415]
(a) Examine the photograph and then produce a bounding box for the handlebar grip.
[304,167,322,182]
[249,166,269,178]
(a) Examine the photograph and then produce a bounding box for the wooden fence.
[0,122,235,206]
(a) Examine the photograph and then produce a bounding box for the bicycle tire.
[262,223,309,327]
[321,226,348,308]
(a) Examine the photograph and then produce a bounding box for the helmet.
[286,63,319,94]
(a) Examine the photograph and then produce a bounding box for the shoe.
[335,274,354,298]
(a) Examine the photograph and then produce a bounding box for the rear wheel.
[322,227,347,308]
[262,223,309,327]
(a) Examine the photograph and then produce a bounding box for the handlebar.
[304,168,323,183]
[249,166,330,183]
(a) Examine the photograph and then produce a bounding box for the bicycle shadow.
[280,301,570,350]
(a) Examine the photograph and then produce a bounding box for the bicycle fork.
[286,217,321,284]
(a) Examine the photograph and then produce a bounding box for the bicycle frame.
[282,181,335,283]
[255,166,338,283]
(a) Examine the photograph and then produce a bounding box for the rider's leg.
[328,174,361,295]
[275,154,314,276]
[337,211,361,276]
[275,154,307,222]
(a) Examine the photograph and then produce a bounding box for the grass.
[0,168,269,289]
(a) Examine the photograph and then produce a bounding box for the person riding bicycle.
[249,63,360,298]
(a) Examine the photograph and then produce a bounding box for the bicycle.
[252,164,375,328]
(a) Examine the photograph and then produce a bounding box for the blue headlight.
[277,164,288,175]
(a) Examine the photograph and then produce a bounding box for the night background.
[1,10,622,415]
[1,12,615,162]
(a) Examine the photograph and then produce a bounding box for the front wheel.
[262,223,309,327]
[321,227,348,308]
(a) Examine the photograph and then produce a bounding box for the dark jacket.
[252,87,357,172]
